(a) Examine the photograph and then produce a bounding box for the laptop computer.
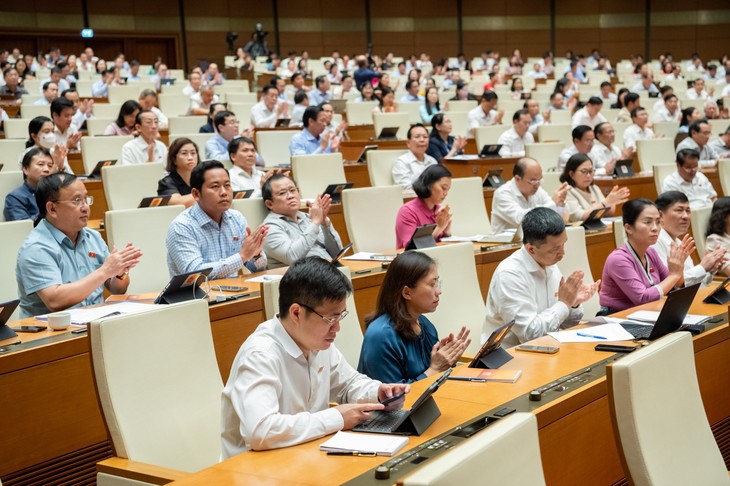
[233,189,254,199]
[482,168,506,188]
[322,182,353,204]
[469,321,515,369]
[376,127,399,141]
[614,159,635,178]
[620,283,700,340]
[581,206,610,232]
[405,224,437,250]
[352,369,451,436]
[154,268,213,305]
[138,195,171,208]
[0,300,20,341]
[83,159,116,179]
[354,144,378,163]
[479,144,503,158]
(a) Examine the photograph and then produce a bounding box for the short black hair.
[559,153,593,187]
[512,109,529,123]
[190,160,228,192]
[261,84,278,96]
[659,85,673,95]
[412,164,452,199]
[303,105,322,128]
[587,96,603,106]
[600,81,611,88]
[624,92,640,106]
[213,110,235,132]
[50,96,74,117]
[622,198,655,227]
[20,146,52,181]
[228,136,256,160]
[36,172,77,220]
[594,122,609,136]
[550,91,563,101]
[688,119,708,136]
[655,191,688,212]
[663,93,677,103]
[407,123,427,139]
[522,207,565,246]
[481,90,498,102]
[315,75,327,89]
[572,125,592,142]
[676,148,700,166]
[630,106,645,119]
[278,256,352,319]
[135,109,155,126]
[262,173,293,202]
[406,79,419,90]
[42,81,55,92]
[294,89,308,104]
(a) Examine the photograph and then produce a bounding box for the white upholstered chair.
[0,220,33,321]
[556,226,600,318]
[342,185,402,253]
[231,198,269,229]
[291,153,346,199]
[690,204,712,256]
[636,138,675,172]
[366,149,408,187]
[101,163,165,210]
[443,177,492,236]
[0,171,24,222]
[80,135,133,174]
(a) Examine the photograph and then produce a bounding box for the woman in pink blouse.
[395,164,452,248]
[104,100,141,136]
[598,198,693,314]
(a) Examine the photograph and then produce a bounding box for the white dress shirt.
[497,127,534,157]
[229,165,264,197]
[589,140,621,176]
[652,105,681,123]
[467,106,499,131]
[623,124,655,150]
[557,146,579,172]
[250,100,287,128]
[391,151,437,190]
[571,107,607,129]
[675,137,717,168]
[685,88,710,100]
[221,317,380,458]
[119,136,168,165]
[661,170,716,209]
[482,246,583,347]
[490,178,560,234]
[652,228,712,287]
[708,137,730,159]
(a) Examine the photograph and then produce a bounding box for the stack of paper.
[35,302,156,325]
[320,431,408,456]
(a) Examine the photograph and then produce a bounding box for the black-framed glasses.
[298,302,349,325]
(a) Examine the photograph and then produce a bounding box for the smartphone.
[595,344,638,353]
[515,345,560,354]
[379,392,405,406]
[216,285,248,292]
[11,326,47,333]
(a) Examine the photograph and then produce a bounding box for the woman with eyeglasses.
[560,153,629,222]
[4,147,56,222]
[357,251,471,383]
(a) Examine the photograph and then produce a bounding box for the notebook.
[320,431,408,456]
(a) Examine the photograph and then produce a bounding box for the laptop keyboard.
[620,322,652,339]
[355,410,408,433]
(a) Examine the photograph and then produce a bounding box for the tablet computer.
[613,159,635,178]
[138,195,171,208]
[581,206,610,232]
[330,242,353,267]
[468,320,515,369]
[479,144,503,158]
[376,126,399,141]
[322,182,354,204]
[355,144,378,163]
[155,268,213,305]
[0,299,20,341]
[233,189,254,199]
[84,159,116,179]
[405,224,437,250]
[482,168,505,188]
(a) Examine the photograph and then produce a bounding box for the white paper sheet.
[319,431,409,456]
[245,274,285,283]
[342,252,396,262]
[548,323,636,343]
[35,302,157,325]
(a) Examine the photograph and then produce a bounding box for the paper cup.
[48,312,71,330]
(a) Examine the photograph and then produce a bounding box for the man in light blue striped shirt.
[166,161,268,279]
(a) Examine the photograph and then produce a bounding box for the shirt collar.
[273,315,307,360]
[301,128,319,142]
[133,136,153,149]
[517,245,544,274]
[40,218,85,247]
[190,202,230,228]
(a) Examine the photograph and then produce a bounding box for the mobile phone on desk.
[11,326,47,333]
[595,344,638,353]
[515,345,559,354]
[379,392,405,406]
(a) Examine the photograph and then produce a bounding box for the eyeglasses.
[577,168,595,175]
[298,302,349,325]
[527,178,543,186]
[52,196,94,207]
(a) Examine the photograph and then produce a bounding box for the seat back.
[446,100,477,112]
[230,198,269,229]
[2,119,28,140]
[256,130,297,166]
[105,206,185,293]
[0,220,33,321]
[710,118,730,137]
[85,118,116,136]
[398,102,422,124]
[447,111,470,138]
[690,204,712,256]
[525,142,564,172]
[652,121,679,139]
[89,300,222,473]
[80,135,133,173]
[373,113,410,140]
[549,109,572,125]
[0,171,25,222]
[342,185,402,253]
[92,103,123,119]
[291,153,346,199]
[107,83,156,104]
[0,140,26,167]
[652,164,676,195]
[475,125,507,149]
[345,101,377,125]
[102,163,165,210]
[556,226,600,318]
[636,138,675,172]
[417,242,485,355]
[366,149,408,186]
[443,177,492,235]
[400,413,545,486]
[718,158,730,196]
[537,124,572,146]
[168,116,208,135]
[159,94,192,117]
[168,133,214,159]
[540,171,562,196]
[607,332,728,486]
[19,104,50,119]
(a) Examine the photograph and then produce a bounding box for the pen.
[447,377,488,382]
[577,332,607,340]
[327,451,377,456]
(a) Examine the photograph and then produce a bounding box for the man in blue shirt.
[16,172,142,318]
[289,106,340,156]
[308,75,331,106]
[205,110,242,161]
[4,147,55,222]
[166,160,269,279]
[400,79,424,102]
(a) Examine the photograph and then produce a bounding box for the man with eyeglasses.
[221,256,410,457]
[16,172,142,318]
[262,174,343,269]
[482,207,598,347]
[119,111,168,165]
[490,157,570,234]
[661,148,717,209]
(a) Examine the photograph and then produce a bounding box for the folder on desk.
[320,431,408,456]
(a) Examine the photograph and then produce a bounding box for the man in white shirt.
[596,81,617,102]
[631,74,660,96]
[571,97,607,129]
[498,109,534,157]
[675,120,717,168]
[708,126,730,159]
[119,111,168,165]
[138,89,169,130]
[590,122,632,176]
[467,91,503,136]
[661,148,717,208]
[250,85,289,128]
[34,81,58,106]
[483,207,598,347]
[524,99,548,137]
[187,86,219,116]
[558,125,594,171]
[622,107,655,150]
[391,124,437,191]
[653,191,724,288]
[228,136,267,196]
[63,89,94,131]
[51,97,82,152]
[685,78,713,101]
[182,72,203,98]
[221,256,409,457]
[653,93,681,123]
[652,86,674,113]
[491,157,570,234]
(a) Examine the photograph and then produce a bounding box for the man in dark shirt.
[0,66,29,103]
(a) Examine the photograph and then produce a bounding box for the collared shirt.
[685,88,710,100]
[221,316,380,457]
[91,80,108,98]
[589,140,621,176]
[623,124,654,150]
[497,127,534,157]
[565,184,605,222]
[157,171,191,197]
[16,219,110,318]
[708,137,730,159]
[120,136,168,165]
[661,170,716,209]
[571,107,607,129]
[528,114,546,137]
[71,108,93,131]
[308,89,331,106]
[250,101,279,128]
[652,105,681,123]
[187,93,220,115]
[395,198,446,249]
[104,122,134,136]
[262,210,343,269]
[483,246,582,347]
[557,146,580,172]
[53,124,79,151]
[289,128,332,156]
[467,106,498,130]
[490,178,559,234]
[675,137,717,168]
[205,133,231,161]
[166,203,267,279]
[33,98,50,106]
[290,104,306,127]
[631,82,660,95]
[0,84,28,100]
[3,182,38,221]
[652,228,712,287]
[600,244,668,312]
[399,93,424,103]
[229,165,264,196]
[391,151,437,191]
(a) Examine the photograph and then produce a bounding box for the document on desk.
[441,232,516,243]
[626,310,710,325]
[548,323,635,342]
[342,252,397,262]
[35,302,156,325]
[245,274,284,283]
[320,431,409,456]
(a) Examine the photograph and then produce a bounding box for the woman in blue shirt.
[4,147,55,222]
[419,87,441,123]
[358,251,471,383]
[426,113,467,161]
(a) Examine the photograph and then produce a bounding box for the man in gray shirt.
[262,174,343,268]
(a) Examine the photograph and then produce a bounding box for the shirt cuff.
[653,284,665,300]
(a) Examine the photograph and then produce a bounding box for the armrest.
[97,457,190,485]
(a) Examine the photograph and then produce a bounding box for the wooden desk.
[442,156,520,183]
